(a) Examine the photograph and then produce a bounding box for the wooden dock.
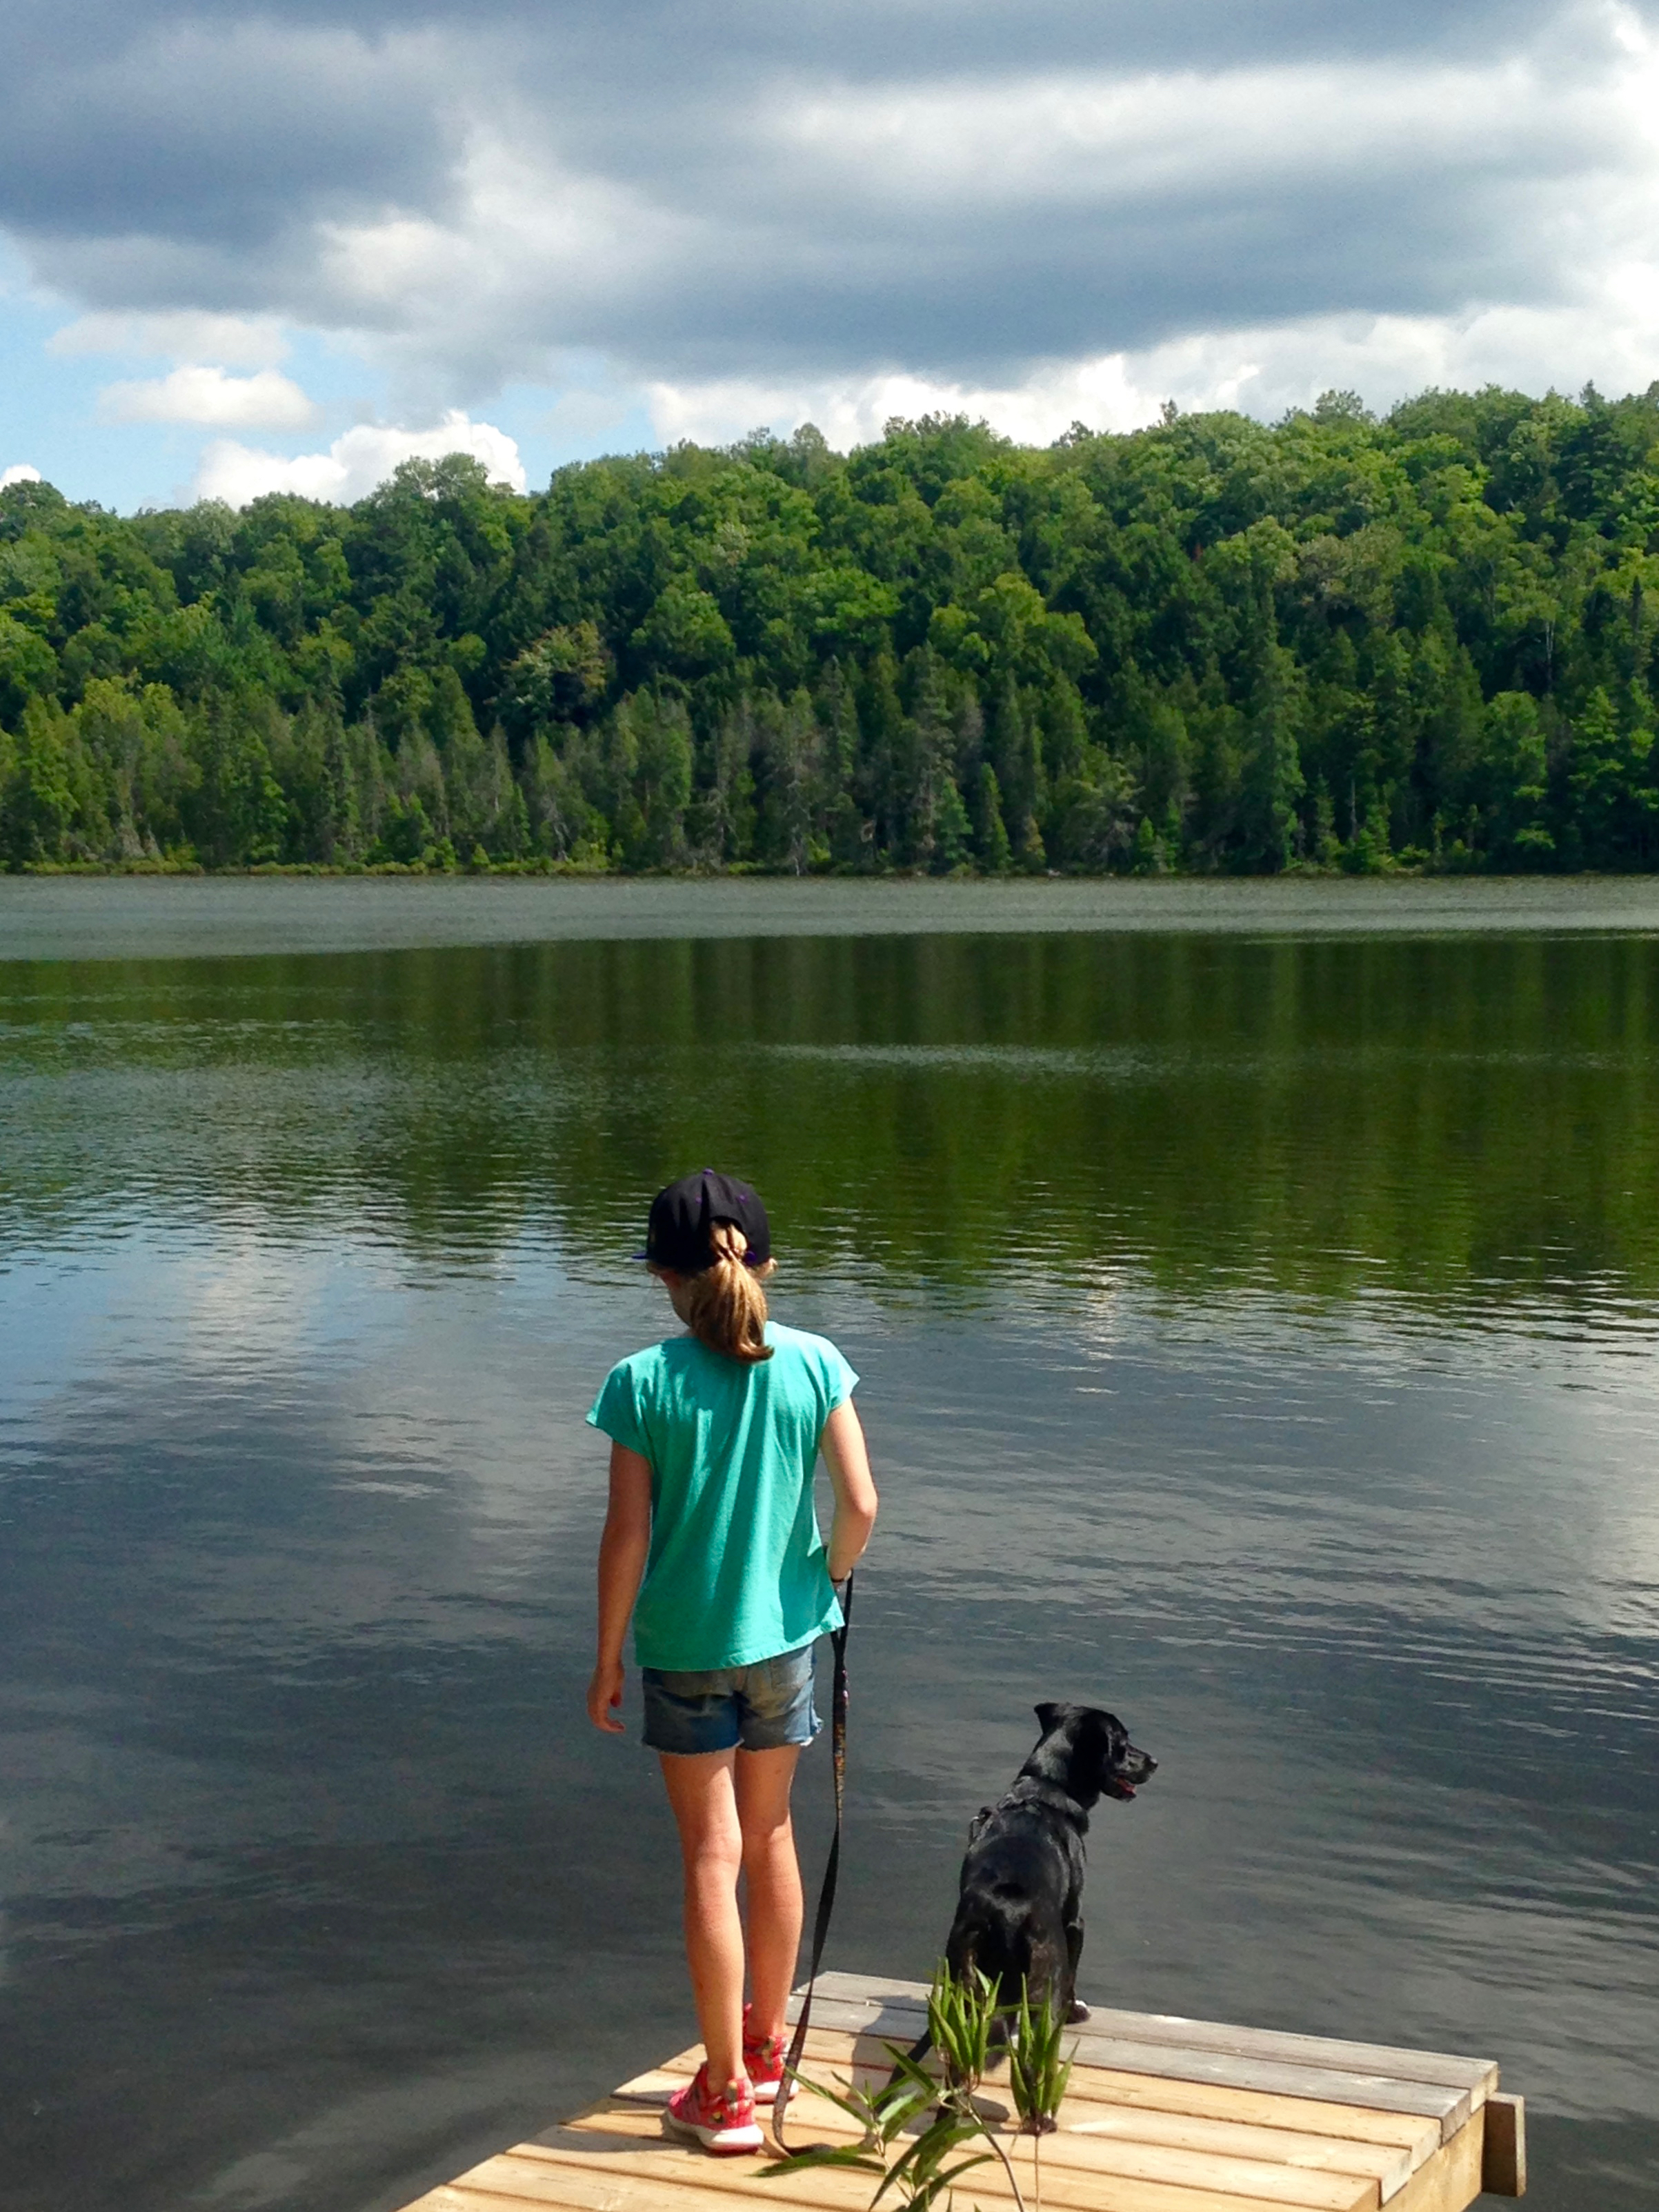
[397,1971,1524,2212]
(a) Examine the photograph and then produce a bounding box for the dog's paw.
[1068,2000,1092,2024]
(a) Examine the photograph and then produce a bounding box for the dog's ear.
[1092,1711,1128,1770]
[1034,1702,1061,1735]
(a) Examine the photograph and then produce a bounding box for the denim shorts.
[642,1642,820,1755]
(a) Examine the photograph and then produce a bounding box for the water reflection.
[0,927,1656,2212]
[4,933,1659,1308]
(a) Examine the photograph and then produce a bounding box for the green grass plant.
[1006,1982,1077,2212]
[762,1962,1080,2212]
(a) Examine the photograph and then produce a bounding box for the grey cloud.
[1,0,1651,396]
[1,24,451,246]
[509,177,1576,385]
[6,0,1605,75]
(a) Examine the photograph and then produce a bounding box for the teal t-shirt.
[587,1321,857,1672]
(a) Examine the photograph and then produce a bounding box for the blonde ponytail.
[684,1219,774,1364]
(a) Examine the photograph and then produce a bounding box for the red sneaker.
[662,2063,763,2155]
[742,2006,787,2105]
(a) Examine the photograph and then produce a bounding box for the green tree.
[860,652,908,861]
[631,580,735,678]
[3,697,82,864]
[972,761,1012,872]
[10,386,1659,879]
[755,690,822,873]
[0,611,59,727]
[187,697,290,865]
[620,689,694,866]
[74,677,197,858]
[1566,686,1655,867]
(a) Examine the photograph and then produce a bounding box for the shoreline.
[3,871,1659,965]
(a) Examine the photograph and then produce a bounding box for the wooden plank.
[1059,2105,1409,2199]
[1372,2111,1483,2212]
[397,1978,1502,2212]
[1053,2048,1461,2136]
[1481,2094,1525,2198]
[414,2147,813,2209]
[628,2032,1443,2171]
[580,2093,1373,2211]
[566,2088,1380,2212]
[1062,2066,1440,2169]
[1074,2016,1490,2101]
[966,2129,1377,2212]
[808,1976,1496,2096]
[623,2044,1413,2200]
[791,1997,1471,2137]
[469,2138,862,2211]
[513,2120,1340,2212]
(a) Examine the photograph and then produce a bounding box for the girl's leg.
[659,1748,746,2085]
[733,1744,804,2041]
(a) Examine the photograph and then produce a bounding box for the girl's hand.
[592,1443,650,1736]
[821,1400,877,1584]
[588,1657,626,1733]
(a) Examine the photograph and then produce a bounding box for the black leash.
[769,1569,853,2155]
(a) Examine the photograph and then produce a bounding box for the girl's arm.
[588,1440,653,1733]
[820,1399,878,1584]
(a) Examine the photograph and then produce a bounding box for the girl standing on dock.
[586,1169,879,2156]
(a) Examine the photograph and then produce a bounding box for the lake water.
[1,884,1656,2212]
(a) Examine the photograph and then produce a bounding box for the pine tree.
[628,689,694,866]
[316,699,363,864]
[989,675,1027,822]
[758,689,819,873]
[186,694,290,866]
[906,650,957,870]
[5,697,81,864]
[932,768,971,872]
[973,761,1012,872]
[692,697,758,865]
[1242,634,1305,870]
[1039,674,1088,785]
[860,652,908,862]
[816,660,868,868]
[1567,684,1651,867]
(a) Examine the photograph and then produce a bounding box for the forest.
[3,381,1658,875]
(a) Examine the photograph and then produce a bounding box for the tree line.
[3,381,1658,875]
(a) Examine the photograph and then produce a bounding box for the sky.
[4,0,1659,512]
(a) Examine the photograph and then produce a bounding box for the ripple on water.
[2,925,1658,2211]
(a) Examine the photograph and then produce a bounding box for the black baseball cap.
[639,1169,772,1273]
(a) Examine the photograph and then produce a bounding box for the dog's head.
[1032,1702,1158,1806]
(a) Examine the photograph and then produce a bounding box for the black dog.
[945,1703,1155,2027]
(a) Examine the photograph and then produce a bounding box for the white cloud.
[7,0,1659,477]
[225,9,1659,415]
[99,365,321,428]
[643,364,1154,453]
[1,463,43,488]
[50,310,290,367]
[190,410,527,507]
[775,56,1585,213]
[643,267,1659,455]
